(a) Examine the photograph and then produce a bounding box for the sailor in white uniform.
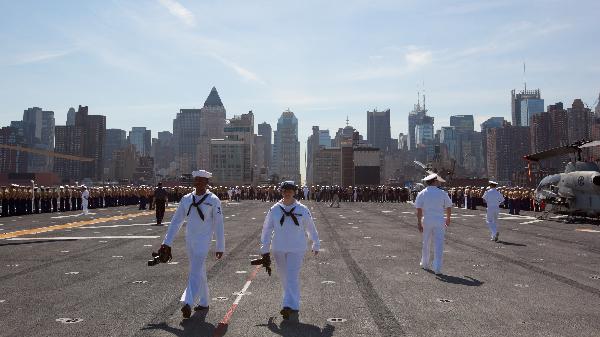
[260,181,320,320]
[482,180,504,242]
[160,169,225,319]
[415,173,452,275]
[81,186,89,215]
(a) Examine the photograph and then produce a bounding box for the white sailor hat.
[488,180,498,185]
[422,173,446,183]
[279,181,296,190]
[192,169,212,178]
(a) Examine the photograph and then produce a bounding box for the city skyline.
[2,1,599,143]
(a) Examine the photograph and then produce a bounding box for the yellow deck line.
[0,209,173,239]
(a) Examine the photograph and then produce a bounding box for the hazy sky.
[1,0,599,175]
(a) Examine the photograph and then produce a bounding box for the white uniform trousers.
[273,251,304,310]
[181,250,209,307]
[82,200,89,215]
[486,208,500,239]
[420,222,446,273]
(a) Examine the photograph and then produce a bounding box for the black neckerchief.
[279,205,299,226]
[187,193,211,220]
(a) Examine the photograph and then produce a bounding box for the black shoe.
[194,305,209,311]
[181,304,192,318]
[280,307,292,320]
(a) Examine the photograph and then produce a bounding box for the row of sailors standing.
[448,186,542,214]
[0,184,190,217]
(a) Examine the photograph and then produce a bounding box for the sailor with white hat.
[260,181,320,321]
[414,173,452,275]
[80,185,89,215]
[482,180,504,242]
[160,169,225,318]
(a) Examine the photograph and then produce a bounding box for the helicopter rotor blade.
[579,140,600,149]
[523,146,578,162]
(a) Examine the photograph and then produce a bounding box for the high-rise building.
[128,127,152,156]
[415,123,434,146]
[198,87,226,170]
[313,148,341,186]
[511,88,541,126]
[398,133,408,151]
[104,129,127,176]
[520,98,545,126]
[0,126,27,173]
[273,109,300,183]
[408,97,433,150]
[257,122,272,172]
[567,99,593,143]
[54,125,84,180]
[449,115,474,133]
[210,111,254,186]
[54,105,105,181]
[112,144,137,182]
[319,130,332,147]
[595,93,600,117]
[440,127,458,160]
[354,147,381,186]
[480,117,506,175]
[22,107,55,172]
[66,107,76,126]
[173,108,201,174]
[367,109,391,151]
[486,123,530,182]
[210,139,252,186]
[152,131,175,173]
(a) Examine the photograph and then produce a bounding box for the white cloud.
[157,0,196,27]
[348,46,433,80]
[11,49,76,65]
[210,54,265,84]
[405,47,433,70]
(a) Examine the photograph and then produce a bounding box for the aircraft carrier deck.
[0,200,599,337]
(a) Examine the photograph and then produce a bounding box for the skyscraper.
[104,129,127,175]
[367,109,391,151]
[152,131,175,173]
[273,109,300,183]
[210,111,254,186]
[486,123,530,182]
[66,107,76,126]
[408,97,433,151]
[0,126,27,173]
[520,97,545,126]
[449,115,474,133]
[128,127,152,156]
[173,108,201,174]
[198,87,226,170]
[257,122,272,173]
[595,93,600,117]
[22,107,55,172]
[480,117,506,175]
[567,99,593,143]
[54,105,105,181]
[511,88,541,126]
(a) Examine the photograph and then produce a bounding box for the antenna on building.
[523,62,527,92]
[346,116,349,126]
[422,80,426,111]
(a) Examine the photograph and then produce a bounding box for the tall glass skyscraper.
[273,109,300,183]
[520,98,545,126]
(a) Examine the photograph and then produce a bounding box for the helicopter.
[523,140,600,219]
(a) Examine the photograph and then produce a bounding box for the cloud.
[157,0,196,27]
[405,47,433,70]
[11,49,76,65]
[210,54,265,84]
[348,46,433,80]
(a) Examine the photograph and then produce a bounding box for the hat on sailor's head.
[488,180,498,186]
[422,173,446,183]
[279,181,297,190]
[81,185,87,189]
[192,169,212,179]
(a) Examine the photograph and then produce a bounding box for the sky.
[1,0,599,178]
